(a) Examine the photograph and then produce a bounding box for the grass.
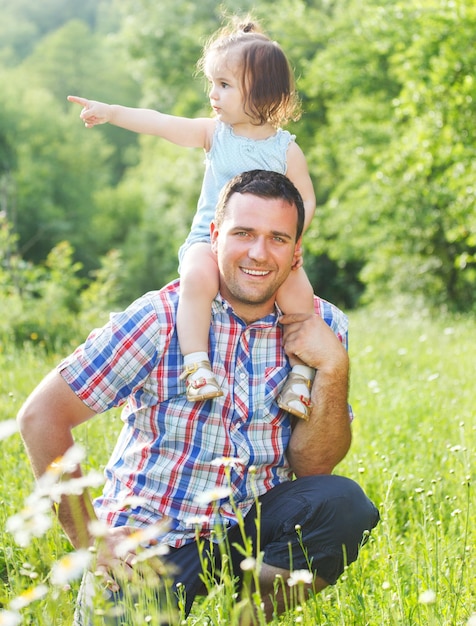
[0,302,474,625]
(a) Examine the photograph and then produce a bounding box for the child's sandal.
[180,361,223,402]
[277,372,313,420]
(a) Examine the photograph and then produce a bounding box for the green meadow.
[1,303,474,625]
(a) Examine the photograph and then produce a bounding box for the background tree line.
[1,0,475,347]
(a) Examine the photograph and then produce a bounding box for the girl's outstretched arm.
[67,95,215,149]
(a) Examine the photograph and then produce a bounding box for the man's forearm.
[17,370,98,548]
[56,487,98,549]
[20,425,98,549]
[287,355,351,477]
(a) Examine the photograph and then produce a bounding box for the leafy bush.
[0,214,122,351]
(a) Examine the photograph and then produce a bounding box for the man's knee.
[300,475,379,554]
[258,475,379,585]
[326,475,379,540]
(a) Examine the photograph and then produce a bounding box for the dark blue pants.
[75,475,379,623]
[169,475,379,613]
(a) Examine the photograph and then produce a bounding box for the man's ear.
[292,237,303,265]
[210,221,218,254]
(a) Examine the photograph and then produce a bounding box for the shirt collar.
[212,292,282,327]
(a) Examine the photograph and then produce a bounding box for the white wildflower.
[287,570,313,587]
[48,470,104,503]
[38,444,85,487]
[9,584,48,610]
[19,565,38,579]
[368,380,380,394]
[418,589,436,604]
[110,495,149,510]
[185,515,210,527]
[210,457,245,468]
[34,443,87,496]
[0,419,19,441]
[50,549,92,586]
[132,543,170,563]
[240,557,256,572]
[6,496,52,547]
[115,521,170,558]
[51,443,86,472]
[194,486,232,505]
[88,519,109,538]
[0,609,22,626]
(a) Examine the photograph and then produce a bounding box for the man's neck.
[215,292,279,325]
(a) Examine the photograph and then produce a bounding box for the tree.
[3,0,475,311]
[0,0,115,64]
[0,70,112,269]
[299,0,476,309]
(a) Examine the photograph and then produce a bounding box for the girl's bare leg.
[177,243,222,401]
[276,267,316,420]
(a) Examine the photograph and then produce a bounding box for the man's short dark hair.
[215,170,305,240]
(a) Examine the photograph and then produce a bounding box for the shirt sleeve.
[314,296,353,420]
[314,297,349,348]
[58,294,167,413]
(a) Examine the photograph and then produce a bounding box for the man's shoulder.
[142,279,180,300]
[313,295,349,332]
[128,279,180,319]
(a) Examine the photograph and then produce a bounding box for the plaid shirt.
[59,279,350,548]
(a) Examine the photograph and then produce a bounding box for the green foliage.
[0,0,117,66]
[1,0,476,311]
[0,74,111,269]
[301,0,476,310]
[108,137,205,298]
[116,0,259,114]
[0,215,122,351]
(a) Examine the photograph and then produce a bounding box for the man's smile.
[241,267,271,276]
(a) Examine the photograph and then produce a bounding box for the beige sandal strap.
[179,360,212,380]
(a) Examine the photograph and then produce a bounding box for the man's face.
[210,192,301,323]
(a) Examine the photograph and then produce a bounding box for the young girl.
[68,17,317,420]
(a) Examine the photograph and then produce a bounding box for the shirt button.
[240,373,246,380]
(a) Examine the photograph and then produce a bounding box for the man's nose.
[248,236,268,261]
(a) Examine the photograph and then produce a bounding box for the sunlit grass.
[1,304,474,624]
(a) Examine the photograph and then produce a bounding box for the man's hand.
[94,526,166,591]
[279,313,348,372]
[93,526,135,591]
[280,313,351,477]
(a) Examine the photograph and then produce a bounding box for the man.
[17,170,379,623]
